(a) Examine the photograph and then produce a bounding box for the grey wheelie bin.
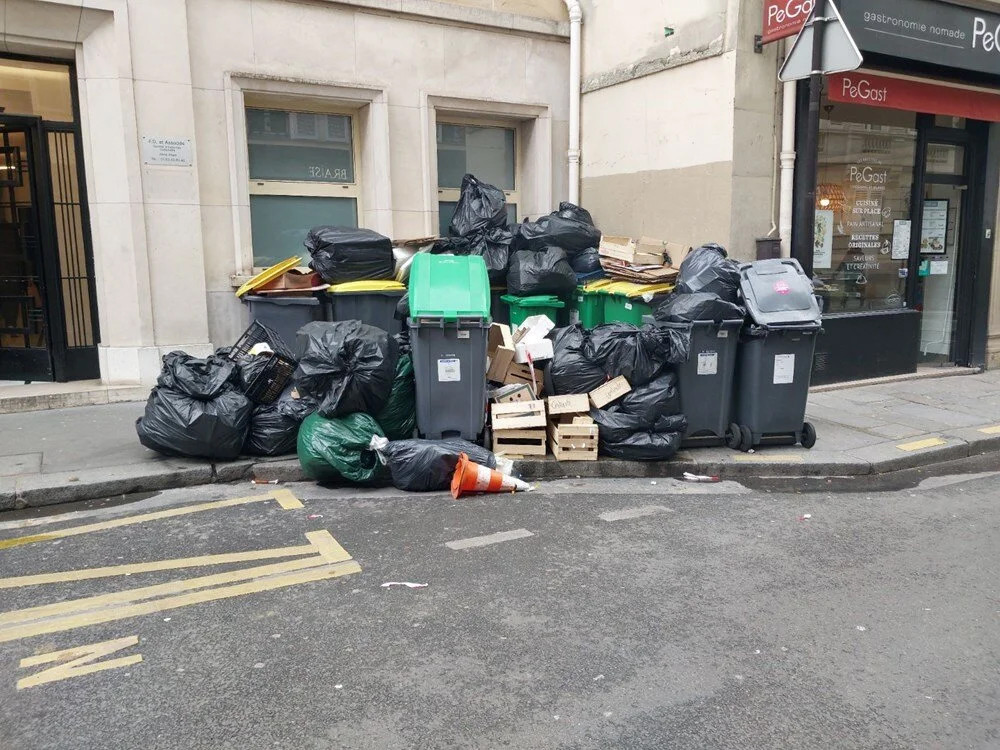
[644,315,743,448]
[408,253,491,442]
[732,258,822,451]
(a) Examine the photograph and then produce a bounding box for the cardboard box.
[512,314,555,346]
[487,323,515,383]
[663,242,691,269]
[493,384,533,404]
[514,338,554,365]
[589,376,631,409]
[491,400,547,430]
[547,394,591,416]
[503,361,544,396]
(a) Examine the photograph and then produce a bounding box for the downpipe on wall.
[564,0,582,204]
[779,36,797,258]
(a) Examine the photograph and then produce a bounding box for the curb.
[3,431,999,511]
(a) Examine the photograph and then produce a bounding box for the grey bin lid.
[739,258,821,328]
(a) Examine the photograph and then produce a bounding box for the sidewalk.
[3,370,1000,509]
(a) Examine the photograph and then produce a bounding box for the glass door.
[912,138,972,366]
[0,120,52,381]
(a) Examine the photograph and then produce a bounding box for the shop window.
[814,95,917,313]
[246,108,359,268]
[436,122,518,236]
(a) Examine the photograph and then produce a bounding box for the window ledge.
[321,0,570,37]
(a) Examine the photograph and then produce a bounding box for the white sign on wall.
[141,137,193,167]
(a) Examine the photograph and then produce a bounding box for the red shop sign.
[762,0,814,45]
[829,71,1000,123]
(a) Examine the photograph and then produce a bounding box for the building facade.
[0,0,570,386]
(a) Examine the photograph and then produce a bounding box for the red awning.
[828,71,1000,123]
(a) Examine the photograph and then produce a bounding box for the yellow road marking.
[0,489,303,551]
[17,636,141,690]
[897,437,947,452]
[0,542,318,590]
[0,532,349,628]
[733,455,805,463]
[0,561,360,643]
[978,425,1000,435]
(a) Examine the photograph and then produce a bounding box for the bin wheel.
[725,423,742,450]
[481,425,493,451]
[739,425,754,453]
[801,422,817,449]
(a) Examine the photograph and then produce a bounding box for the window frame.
[246,105,364,270]
[435,116,523,228]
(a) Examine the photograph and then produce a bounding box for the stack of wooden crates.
[546,395,598,461]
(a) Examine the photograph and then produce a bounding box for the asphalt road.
[0,468,997,750]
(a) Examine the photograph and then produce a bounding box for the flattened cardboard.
[547,394,590,416]
[589,376,631,409]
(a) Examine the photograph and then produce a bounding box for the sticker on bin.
[717,330,729,339]
[697,352,718,376]
[773,354,795,385]
[624,302,633,310]
[438,358,462,382]
[457,331,470,340]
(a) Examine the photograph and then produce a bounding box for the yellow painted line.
[17,636,141,690]
[897,437,947,452]
[0,489,303,551]
[978,425,1000,435]
[733,455,805,463]
[0,531,349,628]
[0,542,317,590]
[0,561,361,644]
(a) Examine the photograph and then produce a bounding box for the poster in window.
[813,210,834,270]
[920,200,949,255]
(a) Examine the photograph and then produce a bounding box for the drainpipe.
[778,76,797,258]
[564,0,582,204]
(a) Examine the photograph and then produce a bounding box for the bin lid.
[739,258,821,328]
[235,257,303,298]
[409,253,489,320]
[500,294,566,309]
[328,280,406,294]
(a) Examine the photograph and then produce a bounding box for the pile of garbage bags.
[370,436,504,492]
[305,226,395,284]
[545,322,691,461]
[654,243,745,323]
[437,174,512,285]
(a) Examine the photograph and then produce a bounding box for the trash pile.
[137,172,824,497]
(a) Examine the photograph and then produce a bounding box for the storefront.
[791,0,1000,384]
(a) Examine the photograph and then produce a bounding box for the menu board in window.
[920,200,949,255]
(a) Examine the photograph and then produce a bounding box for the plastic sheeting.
[294,321,400,419]
[305,226,395,284]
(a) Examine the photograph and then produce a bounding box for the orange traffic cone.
[451,453,532,499]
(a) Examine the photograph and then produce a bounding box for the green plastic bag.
[376,354,416,441]
[297,412,385,483]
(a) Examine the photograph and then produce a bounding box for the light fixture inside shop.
[816,184,846,212]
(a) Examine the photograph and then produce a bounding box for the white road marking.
[599,505,673,522]
[915,472,999,491]
[446,529,534,550]
[539,478,750,495]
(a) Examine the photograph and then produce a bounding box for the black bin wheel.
[739,425,754,453]
[801,422,817,449]
[725,423,742,450]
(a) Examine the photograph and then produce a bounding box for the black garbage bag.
[157,351,239,399]
[431,236,471,255]
[570,248,602,275]
[654,291,746,323]
[448,174,508,236]
[555,201,595,226]
[614,371,681,424]
[586,324,690,387]
[506,248,577,297]
[675,243,741,303]
[136,387,252,459]
[395,293,410,322]
[294,321,400,419]
[546,325,607,396]
[467,225,512,285]
[236,354,271,394]
[513,205,601,255]
[375,355,416,441]
[599,422,686,461]
[591,410,686,445]
[305,226,394,284]
[374,438,498,492]
[244,387,318,457]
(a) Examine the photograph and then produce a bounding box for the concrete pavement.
[3,370,1000,509]
[0,471,997,748]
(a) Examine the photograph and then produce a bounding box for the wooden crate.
[493,429,547,457]
[548,421,598,461]
[491,400,546,430]
[547,393,590,417]
[503,361,544,397]
[589,375,632,409]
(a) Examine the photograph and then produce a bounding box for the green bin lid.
[409,253,490,320]
[500,294,567,309]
